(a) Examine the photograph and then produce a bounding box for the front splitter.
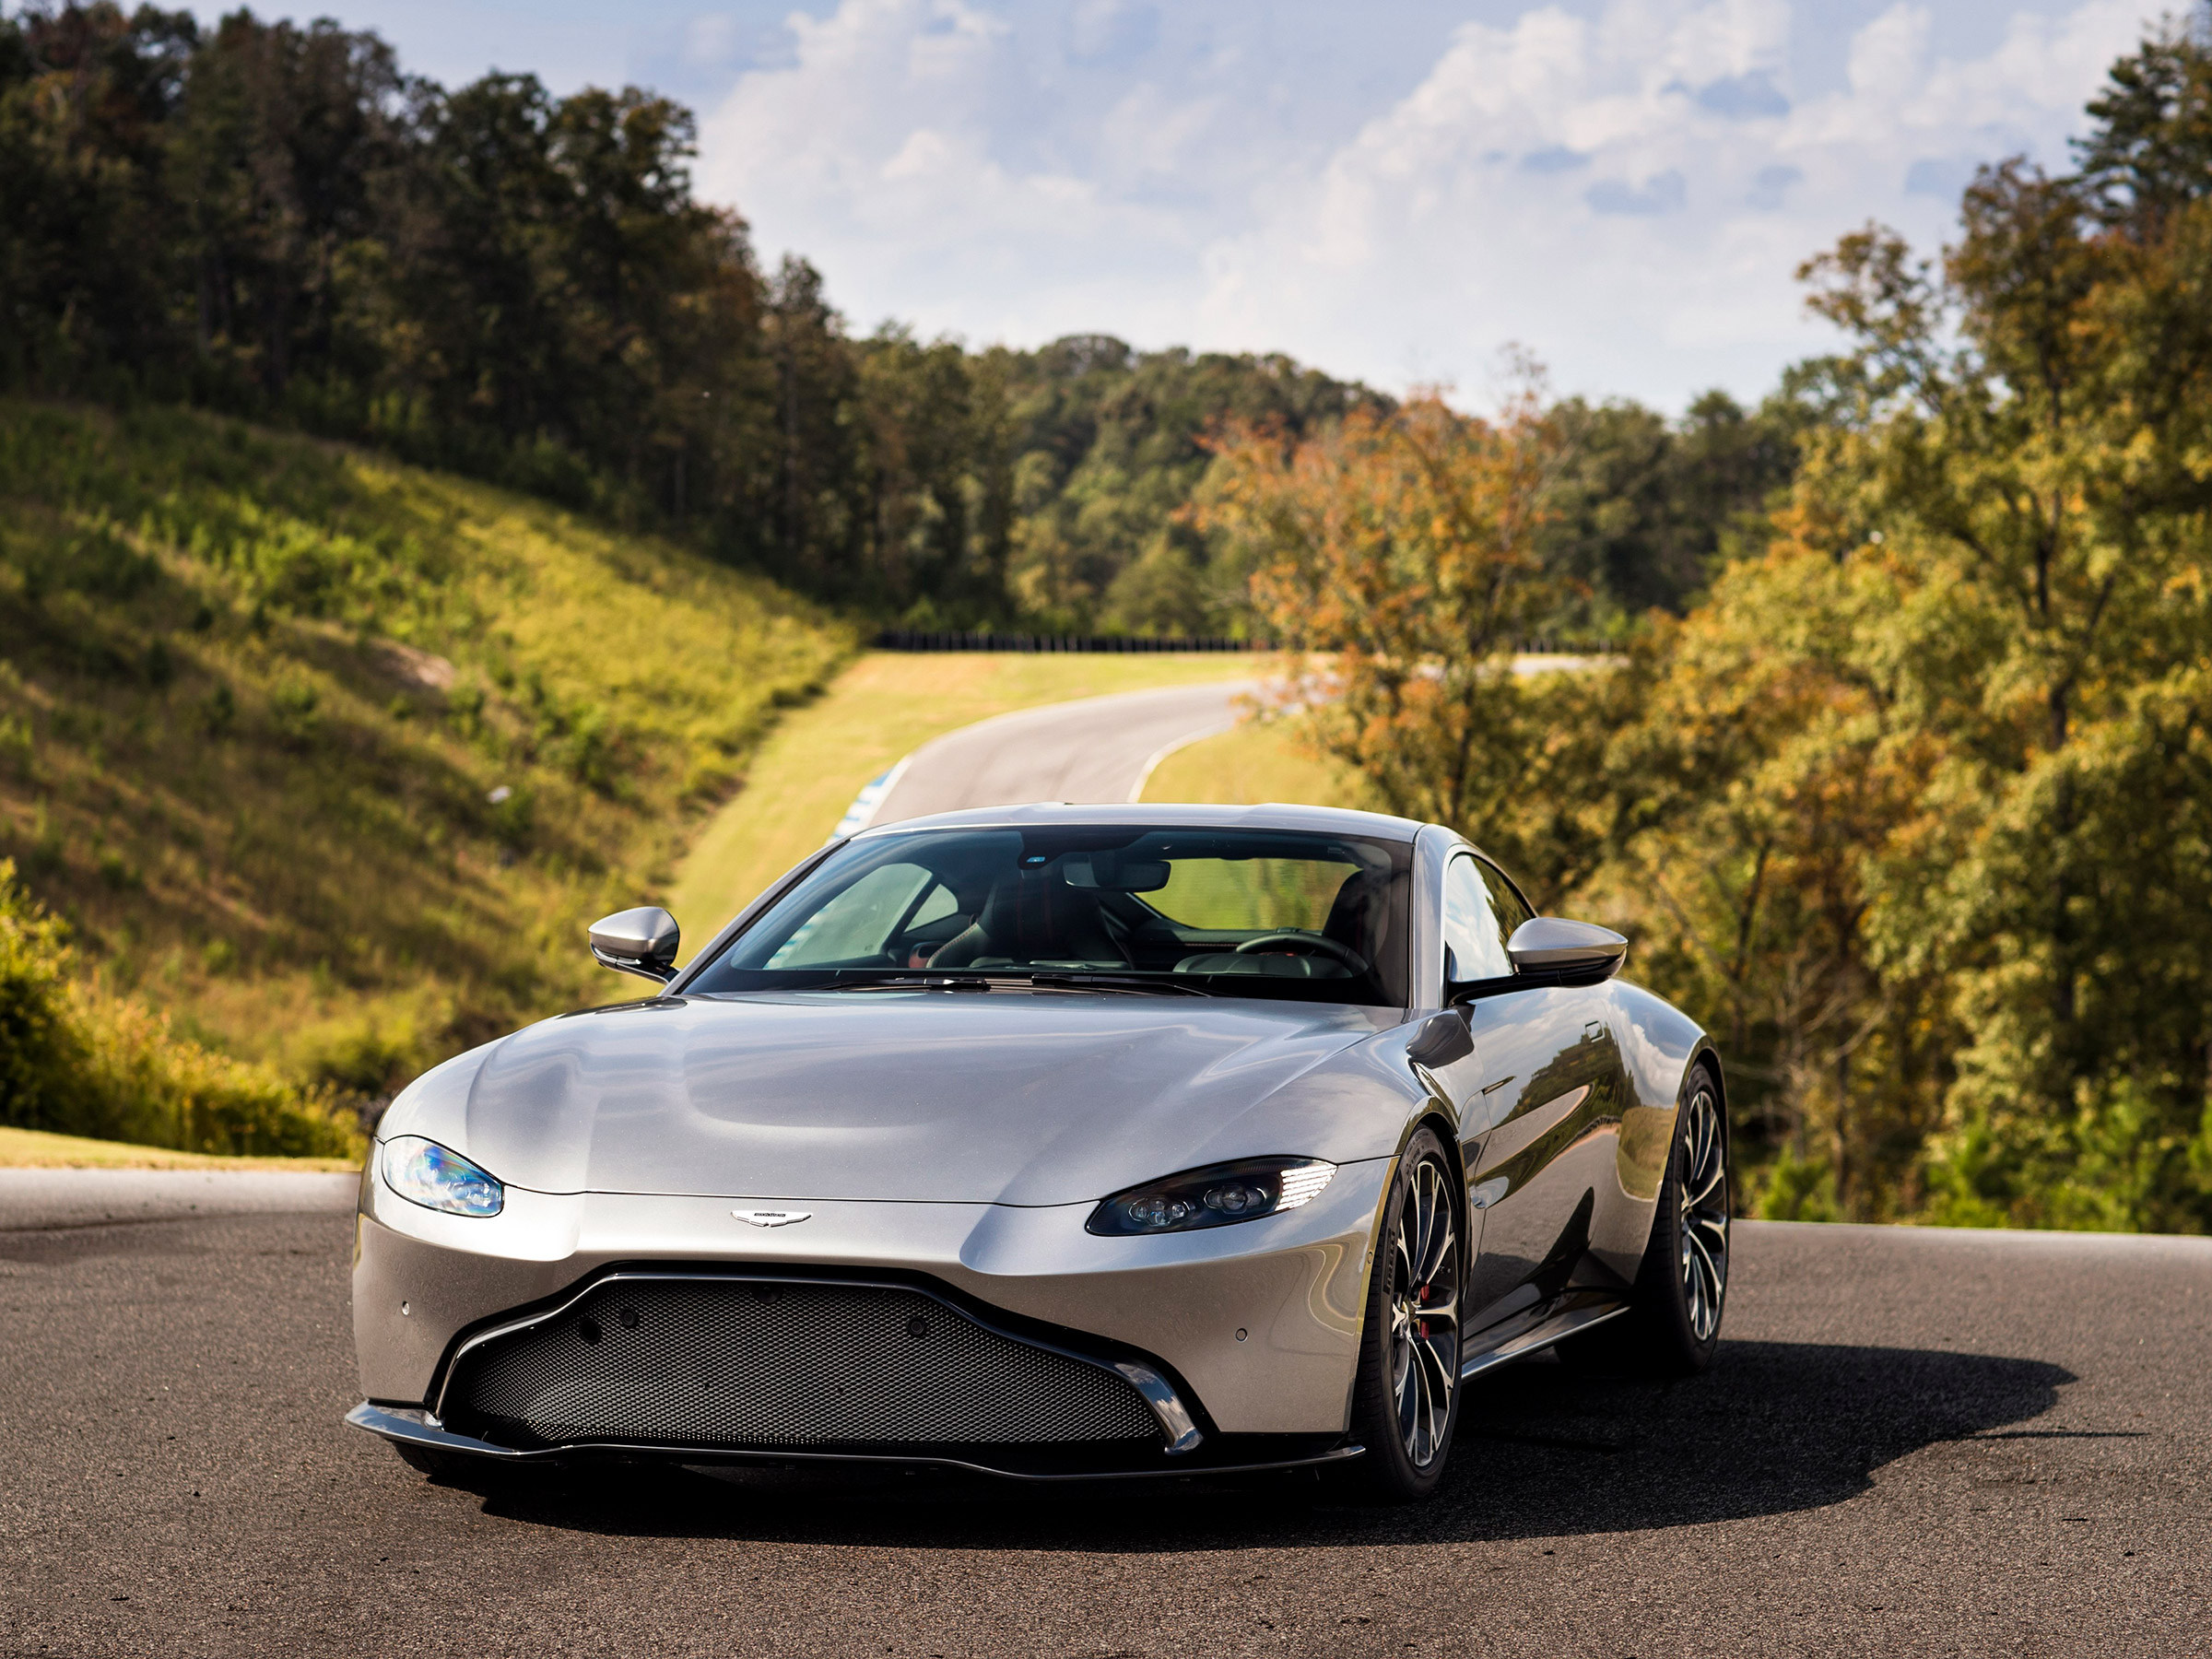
[346,1402,1363,1483]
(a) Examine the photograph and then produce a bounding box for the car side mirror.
[589,906,680,982]
[1505,916,1627,985]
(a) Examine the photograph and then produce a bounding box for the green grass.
[0,1124,355,1171]
[0,398,851,1101]
[666,651,1269,953]
[1139,714,1375,811]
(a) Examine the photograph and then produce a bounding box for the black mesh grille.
[445,1277,1162,1451]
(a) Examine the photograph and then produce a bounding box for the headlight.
[1087,1157,1335,1237]
[381,1135,504,1217]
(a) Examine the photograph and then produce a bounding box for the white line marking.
[828,754,912,843]
[1126,720,1237,803]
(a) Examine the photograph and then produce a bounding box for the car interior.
[699,827,1414,1005]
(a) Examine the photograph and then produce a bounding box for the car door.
[1447,854,1628,1335]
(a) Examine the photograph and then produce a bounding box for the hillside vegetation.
[0,398,847,1137]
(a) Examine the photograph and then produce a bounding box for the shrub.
[0,863,363,1158]
[72,992,365,1158]
[0,861,92,1130]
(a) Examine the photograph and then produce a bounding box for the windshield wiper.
[1024,971,1213,997]
[801,972,994,993]
[784,970,1209,997]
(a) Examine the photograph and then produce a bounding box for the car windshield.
[687,825,1413,1007]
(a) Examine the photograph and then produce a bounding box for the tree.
[1200,384,1578,884]
[1534,388,1806,635]
[1575,15,2212,1225]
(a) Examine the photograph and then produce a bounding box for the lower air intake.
[444,1277,1163,1451]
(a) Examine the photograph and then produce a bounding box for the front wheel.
[1341,1126,1464,1501]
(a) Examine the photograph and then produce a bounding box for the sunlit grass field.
[0,1124,356,1171]
[1139,715,1374,813]
[666,651,1267,952]
[0,399,850,1108]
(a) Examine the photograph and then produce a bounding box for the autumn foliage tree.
[1200,385,1597,894]
[1586,16,2212,1228]
[1204,17,2212,1232]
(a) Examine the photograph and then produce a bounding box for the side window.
[1441,856,1512,985]
[1477,856,1535,947]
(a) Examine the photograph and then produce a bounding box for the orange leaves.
[1204,392,1559,661]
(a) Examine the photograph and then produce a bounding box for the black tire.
[1570,1062,1731,1375]
[1341,1126,1465,1501]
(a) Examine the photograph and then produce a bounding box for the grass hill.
[0,398,850,1139]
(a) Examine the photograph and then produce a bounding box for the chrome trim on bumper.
[428,1267,1206,1455]
[1108,1360,1203,1454]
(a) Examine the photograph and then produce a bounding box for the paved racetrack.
[855,655,1599,830]
[2,1207,2205,1657]
[865,679,1256,827]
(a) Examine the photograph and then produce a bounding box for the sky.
[203,0,2164,409]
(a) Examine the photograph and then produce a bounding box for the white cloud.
[698,0,2157,407]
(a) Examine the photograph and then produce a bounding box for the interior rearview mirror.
[589,906,680,982]
[1505,916,1627,985]
[1062,852,1171,892]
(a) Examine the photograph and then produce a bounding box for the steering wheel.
[1234,931,1369,972]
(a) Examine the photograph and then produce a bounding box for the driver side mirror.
[1505,916,1627,985]
[589,906,680,982]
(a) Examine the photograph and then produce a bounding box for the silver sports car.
[347,804,1729,1500]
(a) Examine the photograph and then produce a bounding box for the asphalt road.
[3,1207,2205,1658]
[866,679,1256,828]
[853,655,1599,830]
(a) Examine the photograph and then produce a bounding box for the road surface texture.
[865,680,1255,827]
[1,1203,2204,1658]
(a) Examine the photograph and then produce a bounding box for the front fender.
[1593,981,1718,1271]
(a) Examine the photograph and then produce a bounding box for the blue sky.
[206,1,2159,409]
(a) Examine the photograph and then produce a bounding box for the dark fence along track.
[875,630,1623,655]
[875,630,1259,653]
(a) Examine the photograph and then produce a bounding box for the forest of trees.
[1206,16,2212,1230]
[0,2,1791,637]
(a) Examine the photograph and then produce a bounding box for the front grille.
[443,1277,1163,1452]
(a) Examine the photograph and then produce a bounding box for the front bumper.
[352,1153,1394,1451]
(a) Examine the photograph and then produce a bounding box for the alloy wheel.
[1386,1153,1460,1468]
[1677,1083,1730,1342]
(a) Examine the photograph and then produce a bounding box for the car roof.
[850,801,1429,842]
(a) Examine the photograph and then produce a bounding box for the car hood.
[382,991,1406,1206]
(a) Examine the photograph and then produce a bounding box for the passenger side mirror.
[589,906,680,982]
[1505,916,1627,985]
